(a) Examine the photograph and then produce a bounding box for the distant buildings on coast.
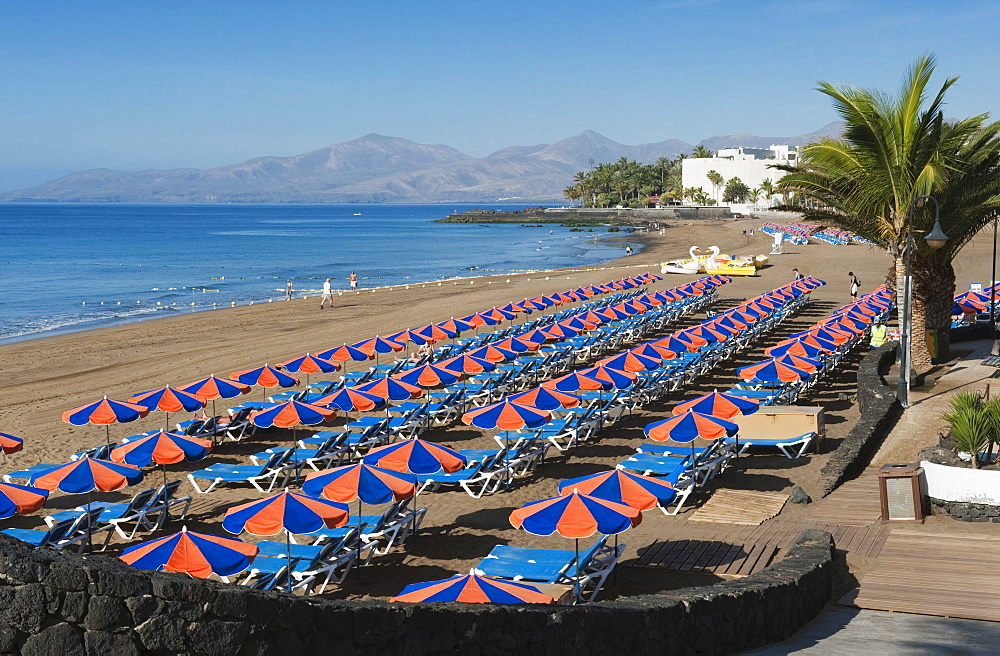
[681,145,797,210]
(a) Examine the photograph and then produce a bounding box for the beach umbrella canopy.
[673,330,710,348]
[672,391,760,420]
[62,396,150,446]
[778,333,838,353]
[351,336,405,357]
[391,574,555,605]
[499,302,530,315]
[0,482,48,519]
[413,323,456,342]
[773,353,823,373]
[439,354,496,375]
[556,470,676,512]
[363,439,467,475]
[303,463,416,504]
[462,399,551,430]
[655,335,700,353]
[388,330,433,346]
[644,411,739,443]
[561,316,597,332]
[111,431,213,467]
[312,388,386,413]
[597,350,662,373]
[355,377,425,401]
[517,328,559,344]
[542,370,611,393]
[579,365,636,389]
[509,386,582,411]
[277,354,341,374]
[736,360,811,384]
[230,365,300,396]
[180,375,250,401]
[394,363,461,388]
[222,490,350,536]
[30,458,144,494]
[520,298,548,311]
[578,310,609,325]
[462,312,501,328]
[466,344,519,363]
[120,527,257,579]
[316,344,373,363]
[492,336,538,353]
[683,324,729,344]
[0,432,24,455]
[483,307,517,322]
[250,400,336,429]
[437,318,472,335]
[127,386,207,413]
[765,340,827,359]
[540,323,578,339]
[510,491,641,539]
[630,343,678,361]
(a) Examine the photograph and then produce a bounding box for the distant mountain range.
[1,123,843,204]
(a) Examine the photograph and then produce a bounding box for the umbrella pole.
[575,538,580,603]
[212,399,217,420]
[356,498,362,580]
[87,491,93,551]
[105,425,111,448]
[162,464,170,525]
[165,411,169,432]
[286,529,293,595]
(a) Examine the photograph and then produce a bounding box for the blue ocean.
[0,204,638,343]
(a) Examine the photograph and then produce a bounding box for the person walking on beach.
[285,280,293,301]
[349,271,358,291]
[625,246,633,256]
[792,268,803,281]
[320,278,333,309]
[849,271,860,299]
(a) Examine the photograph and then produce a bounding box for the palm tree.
[655,157,671,190]
[776,54,1000,366]
[748,188,761,210]
[759,178,775,206]
[691,145,713,158]
[706,170,724,203]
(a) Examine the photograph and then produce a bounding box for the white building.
[681,145,797,208]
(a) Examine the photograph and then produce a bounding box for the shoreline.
[0,214,909,466]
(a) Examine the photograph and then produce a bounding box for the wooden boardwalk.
[807,469,883,526]
[633,538,777,577]
[689,489,788,525]
[844,530,1000,621]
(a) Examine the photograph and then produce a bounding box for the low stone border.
[819,342,903,497]
[929,498,1000,523]
[0,529,833,655]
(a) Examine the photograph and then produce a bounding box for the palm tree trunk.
[912,255,956,366]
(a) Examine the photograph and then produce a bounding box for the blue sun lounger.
[722,432,815,458]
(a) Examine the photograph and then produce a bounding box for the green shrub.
[945,392,991,468]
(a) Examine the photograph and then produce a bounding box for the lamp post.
[898,195,948,408]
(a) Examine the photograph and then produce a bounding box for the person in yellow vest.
[869,321,888,349]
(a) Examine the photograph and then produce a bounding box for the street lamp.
[898,195,948,408]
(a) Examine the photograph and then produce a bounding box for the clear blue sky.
[2,0,999,191]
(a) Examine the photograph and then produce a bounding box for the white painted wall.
[921,460,1000,504]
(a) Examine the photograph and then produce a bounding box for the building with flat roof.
[681,145,796,207]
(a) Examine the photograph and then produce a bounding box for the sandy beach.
[2,214,996,600]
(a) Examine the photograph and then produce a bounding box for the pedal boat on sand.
[661,246,719,275]
[704,254,770,276]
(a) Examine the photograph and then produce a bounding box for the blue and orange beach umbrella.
[394,363,461,388]
[351,335,405,365]
[62,396,151,446]
[509,490,641,601]
[313,387,386,425]
[180,374,251,418]
[111,430,213,498]
[466,344,519,364]
[461,398,551,431]
[597,350,662,373]
[222,490,350,592]
[736,359,811,384]
[251,400,336,461]
[129,385,206,431]
[363,439,467,475]
[391,573,555,605]
[508,386,581,411]
[355,377,424,402]
[0,432,24,455]
[315,344,372,374]
[303,462,417,565]
[277,353,341,387]
[0,482,48,519]
[231,365,300,402]
[672,391,760,420]
[120,526,258,579]
[542,370,611,393]
[556,470,676,512]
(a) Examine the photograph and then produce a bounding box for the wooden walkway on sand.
[844,531,1000,621]
[689,489,789,525]
[807,469,883,526]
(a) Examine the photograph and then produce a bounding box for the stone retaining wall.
[819,342,902,496]
[929,497,1000,523]
[0,529,833,655]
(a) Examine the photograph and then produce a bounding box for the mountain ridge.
[1,124,842,203]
